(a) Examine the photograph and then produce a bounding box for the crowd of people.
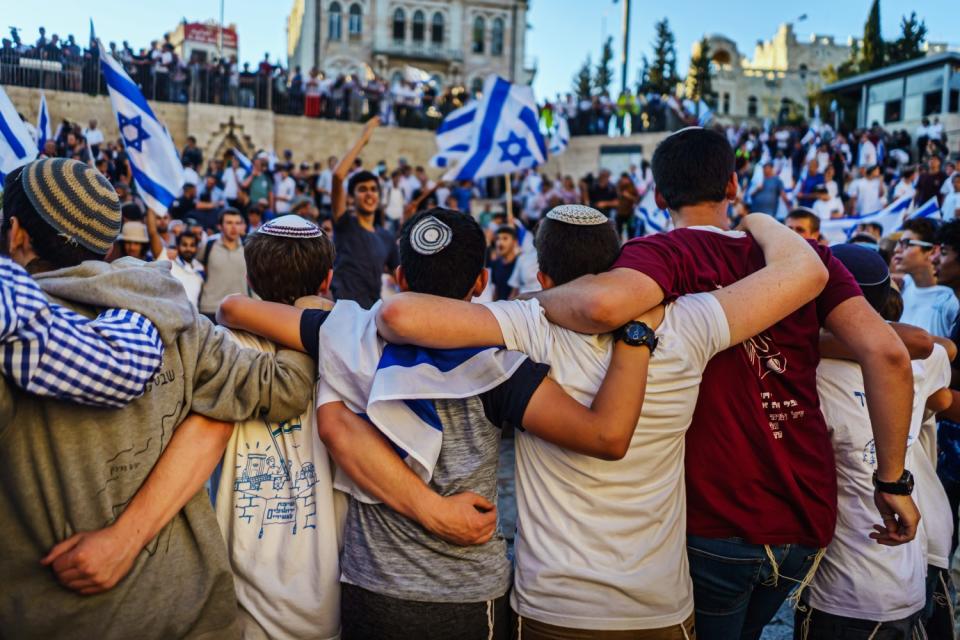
[0,25,481,130]
[5,83,960,640]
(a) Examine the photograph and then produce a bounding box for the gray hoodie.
[0,259,315,639]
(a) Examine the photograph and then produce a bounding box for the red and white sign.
[183,22,238,49]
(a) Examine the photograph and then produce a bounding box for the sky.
[3,0,955,100]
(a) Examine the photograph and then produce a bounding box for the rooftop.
[823,51,960,94]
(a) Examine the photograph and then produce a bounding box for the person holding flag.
[99,41,183,215]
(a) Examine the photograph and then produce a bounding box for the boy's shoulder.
[221,326,277,355]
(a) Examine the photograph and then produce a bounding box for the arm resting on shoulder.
[316,402,496,546]
[377,293,505,348]
[820,323,935,361]
[41,414,234,594]
[217,295,307,352]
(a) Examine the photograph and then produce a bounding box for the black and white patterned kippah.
[545,204,609,226]
[257,214,324,238]
[409,216,453,255]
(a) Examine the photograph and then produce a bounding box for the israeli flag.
[444,75,547,182]
[549,114,570,156]
[315,301,526,503]
[233,147,253,174]
[638,207,672,235]
[36,93,52,153]
[0,85,38,184]
[820,195,913,245]
[430,102,476,169]
[100,46,184,214]
[906,197,941,221]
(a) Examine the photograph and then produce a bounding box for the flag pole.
[505,173,515,226]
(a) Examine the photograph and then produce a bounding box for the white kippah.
[409,215,453,255]
[257,214,324,238]
[545,204,609,226]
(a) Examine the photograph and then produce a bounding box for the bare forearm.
[217,295,306,351]
[861,347,913,481]
[317,404,442,525]
[376,294,504,348]
[113,415,233,549]
[533,270,664,334]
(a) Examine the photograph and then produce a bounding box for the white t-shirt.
[941,191,960,221]
[900,275,960,339]
[383,182,405,221]
[156,254,204,309]
[507,249,541,295]
[812,197,843,221]
[911,346,953,569]
[213,329,345,640]
[484,293,730,630]
[221,166,246,200]
[808,358,926,621]
[893,179,916,202]
[858,139,877,167]
[316,169,333,205]
[83,127,104,147]
[849,178,884,216]
[274,176,297,214]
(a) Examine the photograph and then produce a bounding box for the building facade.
[690,23,853,123]
[287,0,534,89]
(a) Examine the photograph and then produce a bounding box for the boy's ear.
[536,271,555,291]
[470,268,489,299]
[653,188,669,212]
[395,265,410,292]
[318,269,334,295]
[725,172,739,201]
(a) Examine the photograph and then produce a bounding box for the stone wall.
[6,85,668,178]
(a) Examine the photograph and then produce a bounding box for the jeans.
[687,535,820,640]
[922,565,955,640]
[793,604,924,640]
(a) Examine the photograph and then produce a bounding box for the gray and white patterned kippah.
[257,214,324,238]
[409,215,453,255]
[545,204,609,226]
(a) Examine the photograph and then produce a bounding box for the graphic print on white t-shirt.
[484,292,729,631]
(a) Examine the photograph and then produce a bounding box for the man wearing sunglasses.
[894,218,959,337]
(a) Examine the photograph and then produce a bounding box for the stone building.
[286,0,535,90]
[690,23,854,123]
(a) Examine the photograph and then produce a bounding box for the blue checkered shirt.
[0,257,164,408]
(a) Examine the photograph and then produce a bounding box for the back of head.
[1,159,120,270]
[535,205,620,286]
[652,127,735,210]
[399,208,485,299]
[830,243,891,313]
[243,215,335,304]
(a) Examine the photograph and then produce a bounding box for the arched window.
[747,95,758,117]
[472,16,485,54]
[412,10,425,43]
[328,2,342,41]
[392,8,405,43]
[471,76,484,96]
[348,3,362,37]
[491,17,504,56]
[798,63,808,80]
[431,12,444,45]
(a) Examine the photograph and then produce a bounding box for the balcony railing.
[373,42,464,63]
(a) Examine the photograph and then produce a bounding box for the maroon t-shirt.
[613,227,862,547]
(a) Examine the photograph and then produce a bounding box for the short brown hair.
[534,217,620,286]
[243,232,335,304]
[786,208,821,233]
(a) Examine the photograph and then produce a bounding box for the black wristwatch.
[872,470,914,496]
[614,321,658,354]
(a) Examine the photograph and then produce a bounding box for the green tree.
[648,18,678,96]
[887,12,927,64]
[861,0,884,71]
[574,55,593,101]
[595,36,615,95]
[636,55,652,94]
[686,36,714,105]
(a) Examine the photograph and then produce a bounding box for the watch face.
[626,323,644,342]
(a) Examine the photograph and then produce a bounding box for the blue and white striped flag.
[820,195,913,245]
[100,45,184,214]
[316,300,526,503]
[549,114,570,156]
[638,207,672,235]
[0,85,38,184]
[430,102,476,169]
[36,93,52,153]
[443,75,547,182]
[233,147,253,174]
[906,197,941,221]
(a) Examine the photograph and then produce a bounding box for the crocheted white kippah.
[409,215,453,255]
[545,204,609,226]
[257,214,324,238]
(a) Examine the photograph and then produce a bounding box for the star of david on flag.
[442,75,547,182]
[100,42,183,215]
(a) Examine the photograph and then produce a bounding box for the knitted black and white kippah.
[409,215,453,255]
[257,214,324,238]
[545,204,609,226]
